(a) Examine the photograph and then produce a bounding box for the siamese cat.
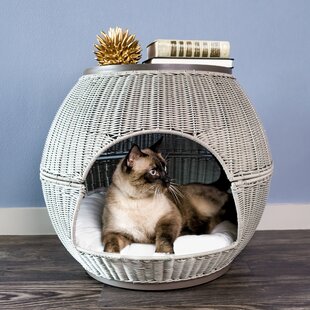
[102,137,235,254]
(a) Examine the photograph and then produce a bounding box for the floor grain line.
[0,231,309,309]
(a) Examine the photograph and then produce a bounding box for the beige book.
[147,40,230,59]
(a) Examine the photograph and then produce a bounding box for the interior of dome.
[85,133,224,191]
[74,133,238,256]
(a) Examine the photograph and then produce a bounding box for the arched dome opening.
[73,133,238,256]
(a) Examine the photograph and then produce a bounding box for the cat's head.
[118,137,171,197]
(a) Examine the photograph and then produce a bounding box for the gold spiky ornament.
[94,27,142,65]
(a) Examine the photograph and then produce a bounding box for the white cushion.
[75,192,237,256]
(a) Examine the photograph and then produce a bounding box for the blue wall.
[1,0,309,207]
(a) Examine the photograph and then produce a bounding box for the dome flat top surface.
[84,63,232,75]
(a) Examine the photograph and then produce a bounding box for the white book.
[143,57,234,68]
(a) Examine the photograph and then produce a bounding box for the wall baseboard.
[0,207,55,235]
[256,203,310,230]
[0,204,309,235]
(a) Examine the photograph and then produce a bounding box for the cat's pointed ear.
[149,136,163,153]
[126,144,145,168]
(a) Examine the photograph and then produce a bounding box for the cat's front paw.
[155,242,174,254]
[104,243,120,253]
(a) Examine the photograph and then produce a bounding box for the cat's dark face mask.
[144,165,171,188]
[123,137,171,191]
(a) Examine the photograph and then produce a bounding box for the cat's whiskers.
[154,187,159,200]
[154,185,163,200]
[138,184,161,201]
[168,183,183,205]
[136,184,156,198]
[169,187,180,205]
[170,183,184,198]
[164,153,170,161]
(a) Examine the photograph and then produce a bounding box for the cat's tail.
[221,194,237,225]
[211,164,237,225]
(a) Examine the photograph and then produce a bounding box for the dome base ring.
[86,263,231,291]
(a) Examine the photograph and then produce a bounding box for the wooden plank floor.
[0,231,309,309]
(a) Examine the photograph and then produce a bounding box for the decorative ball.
[94,27,142,66]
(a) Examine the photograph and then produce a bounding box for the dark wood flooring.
[0,230,309,309]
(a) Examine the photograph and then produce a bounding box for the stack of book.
[143,39,233,68]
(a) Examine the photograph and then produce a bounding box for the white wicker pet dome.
[40,64,273,290]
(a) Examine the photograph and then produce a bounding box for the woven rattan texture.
[40,67,273,286]
[41,70,272,183]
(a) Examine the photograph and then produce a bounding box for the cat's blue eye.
[149,169,158,176]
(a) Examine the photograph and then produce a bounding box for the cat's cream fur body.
[103,183,178,243]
